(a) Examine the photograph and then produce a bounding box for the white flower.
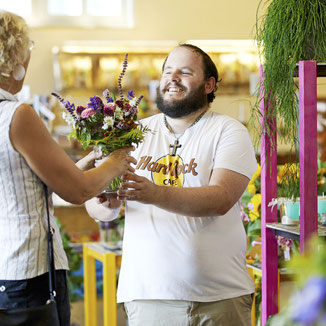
[114,108,124,120]
[129,97,137,107]
[62,112,76,127]
[102,116,114,130]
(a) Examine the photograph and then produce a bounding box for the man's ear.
[205,76,216,94]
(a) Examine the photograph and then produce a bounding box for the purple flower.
[127,90,134,99]
[130,106,138,116]
[241,211,250,222]
[51,93,78,122]
[321,312,326,324]
[292,276,326,324]
[277,236,293,249]
[88,96,103,112]
[76,105,86,115]
[103,104,115,116]
[81,108,95,118]
[117,121,128,130]
[63,100,75,114]
[103,89,114,103]
[247,203,255,211]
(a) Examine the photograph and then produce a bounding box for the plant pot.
[318,196,326,215]
[282,199,300,225]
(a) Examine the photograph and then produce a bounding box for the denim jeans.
[0,270,70,326]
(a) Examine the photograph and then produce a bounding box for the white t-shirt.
[117,110,257,303]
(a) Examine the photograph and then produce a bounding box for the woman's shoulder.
[11,103,38,128]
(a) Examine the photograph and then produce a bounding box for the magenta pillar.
[299,61,318,253]
[260,66,279,325]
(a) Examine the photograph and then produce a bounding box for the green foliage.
[288,237,326,287]
[91,124,151,156]
[247,219,262,252]
[251,0,326,152]
[277,163,301,200]
[318,156,326,196]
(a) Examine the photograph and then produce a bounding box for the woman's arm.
[75,150,102,171]
[10,104,136,204]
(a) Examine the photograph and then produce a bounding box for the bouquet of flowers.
[52,54,149,191]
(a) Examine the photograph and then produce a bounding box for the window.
[0,1,32,16]
[0,0,133,28]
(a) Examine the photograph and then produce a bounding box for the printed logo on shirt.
[136,155,198,187]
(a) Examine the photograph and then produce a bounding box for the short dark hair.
[162,43,220,103]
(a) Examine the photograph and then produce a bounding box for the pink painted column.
[299,61,318,253]
[260,66,278,325]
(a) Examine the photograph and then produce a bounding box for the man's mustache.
[162,82,187,93]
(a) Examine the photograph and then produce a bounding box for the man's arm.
[118,168,250,217]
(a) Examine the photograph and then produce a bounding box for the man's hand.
[96,193,122,209]
[117,172,159,204]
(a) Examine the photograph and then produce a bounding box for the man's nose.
[170,71,181,82]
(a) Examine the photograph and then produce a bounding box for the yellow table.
[247,262,280,326]
[83,242,122,326]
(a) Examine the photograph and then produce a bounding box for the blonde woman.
[0,10,136,325]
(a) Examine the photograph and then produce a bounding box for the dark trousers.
[0,270,70,326]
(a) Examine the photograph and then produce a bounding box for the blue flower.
[127,90,134,100]
[103,89,114,103]
[88,96,103,112]
[292,276,326,324]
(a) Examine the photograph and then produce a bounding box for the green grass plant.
[251,0,326,152]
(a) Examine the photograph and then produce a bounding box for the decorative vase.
[318,196,326,215]
[282,199,300,224]
[93,145,122,194]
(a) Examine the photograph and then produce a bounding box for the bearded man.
[86,44,257,326]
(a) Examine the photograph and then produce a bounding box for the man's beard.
[155,82,207,118]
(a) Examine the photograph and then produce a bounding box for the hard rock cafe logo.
[136,155,198,187]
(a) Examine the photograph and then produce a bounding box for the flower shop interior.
[3,0,326,325]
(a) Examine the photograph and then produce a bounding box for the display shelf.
[260,61,319,325]
[266,222,326,241]
[294,62,326,77]
[247,262,295,278]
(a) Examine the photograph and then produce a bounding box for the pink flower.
[81,108,95,118]
[103,104,115,116]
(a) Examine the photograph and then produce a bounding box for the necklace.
[164,111,206,156]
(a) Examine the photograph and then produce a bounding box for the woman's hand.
[76,150,102,171]
[104,147,137,176]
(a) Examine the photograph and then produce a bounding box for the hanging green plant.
[250,0,326,152]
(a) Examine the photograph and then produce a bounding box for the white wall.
[25,0,264,95]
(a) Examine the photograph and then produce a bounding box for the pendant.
[170,140,182,156]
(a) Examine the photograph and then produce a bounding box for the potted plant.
[251,0,326,155]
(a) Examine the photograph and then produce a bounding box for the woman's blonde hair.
[0,11,30,84]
